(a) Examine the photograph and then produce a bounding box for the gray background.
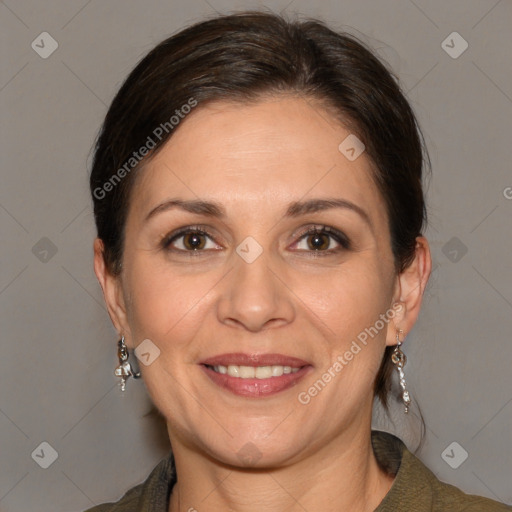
[1,0,511,510]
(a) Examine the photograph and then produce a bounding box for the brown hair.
[90,10,430,409]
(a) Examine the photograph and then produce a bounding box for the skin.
[94,95,431,512]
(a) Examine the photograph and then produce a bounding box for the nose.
[216,247,295,332]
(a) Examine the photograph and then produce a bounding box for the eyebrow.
[145,197,372,228]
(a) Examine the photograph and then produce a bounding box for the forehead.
[131,96,386,224]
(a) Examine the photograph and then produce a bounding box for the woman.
[87,11,510,512]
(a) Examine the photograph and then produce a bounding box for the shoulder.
[83,491,139,512]
[83,451,176,512]
[372,430,511,512]
[402,448,511,511]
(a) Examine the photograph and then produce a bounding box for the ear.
[385,236,432,346]
[93,238,132,345]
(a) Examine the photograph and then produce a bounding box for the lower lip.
[201,365,312,397]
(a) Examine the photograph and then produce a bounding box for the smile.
[200,365,311,397]
[207,364,300,378]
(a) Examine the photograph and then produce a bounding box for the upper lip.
[200,353,311,368]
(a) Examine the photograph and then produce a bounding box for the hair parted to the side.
[90,10,430,410]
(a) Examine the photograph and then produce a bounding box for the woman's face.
[112,96,404,466]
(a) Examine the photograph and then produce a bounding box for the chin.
[208,442,297,470]
[196,427,306,470]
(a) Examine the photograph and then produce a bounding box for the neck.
[167,423,394,512]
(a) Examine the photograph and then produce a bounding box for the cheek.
[122,259,218,349]
[303,258,393,336]
[301,259,393,385]
[299,271,391,408]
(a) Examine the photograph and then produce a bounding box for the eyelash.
[161,224,351,256]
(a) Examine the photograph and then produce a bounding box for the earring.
[114,335,141,391]
[391,329,411,413]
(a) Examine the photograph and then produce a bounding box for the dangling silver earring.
[391,329,411,413]
[114,335,141,391]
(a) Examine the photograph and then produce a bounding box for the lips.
[200,353,312,398]
[200,353,310,368]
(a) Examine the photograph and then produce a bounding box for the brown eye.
[306,231,330,251]
[162,226,220,253]
[293,226,351,254]
[182,232,207,250]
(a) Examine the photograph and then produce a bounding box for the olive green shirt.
[84,431,511,511]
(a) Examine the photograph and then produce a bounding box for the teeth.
[271,365,283,377]
[255,366,272,379]
[212,365,300,378]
